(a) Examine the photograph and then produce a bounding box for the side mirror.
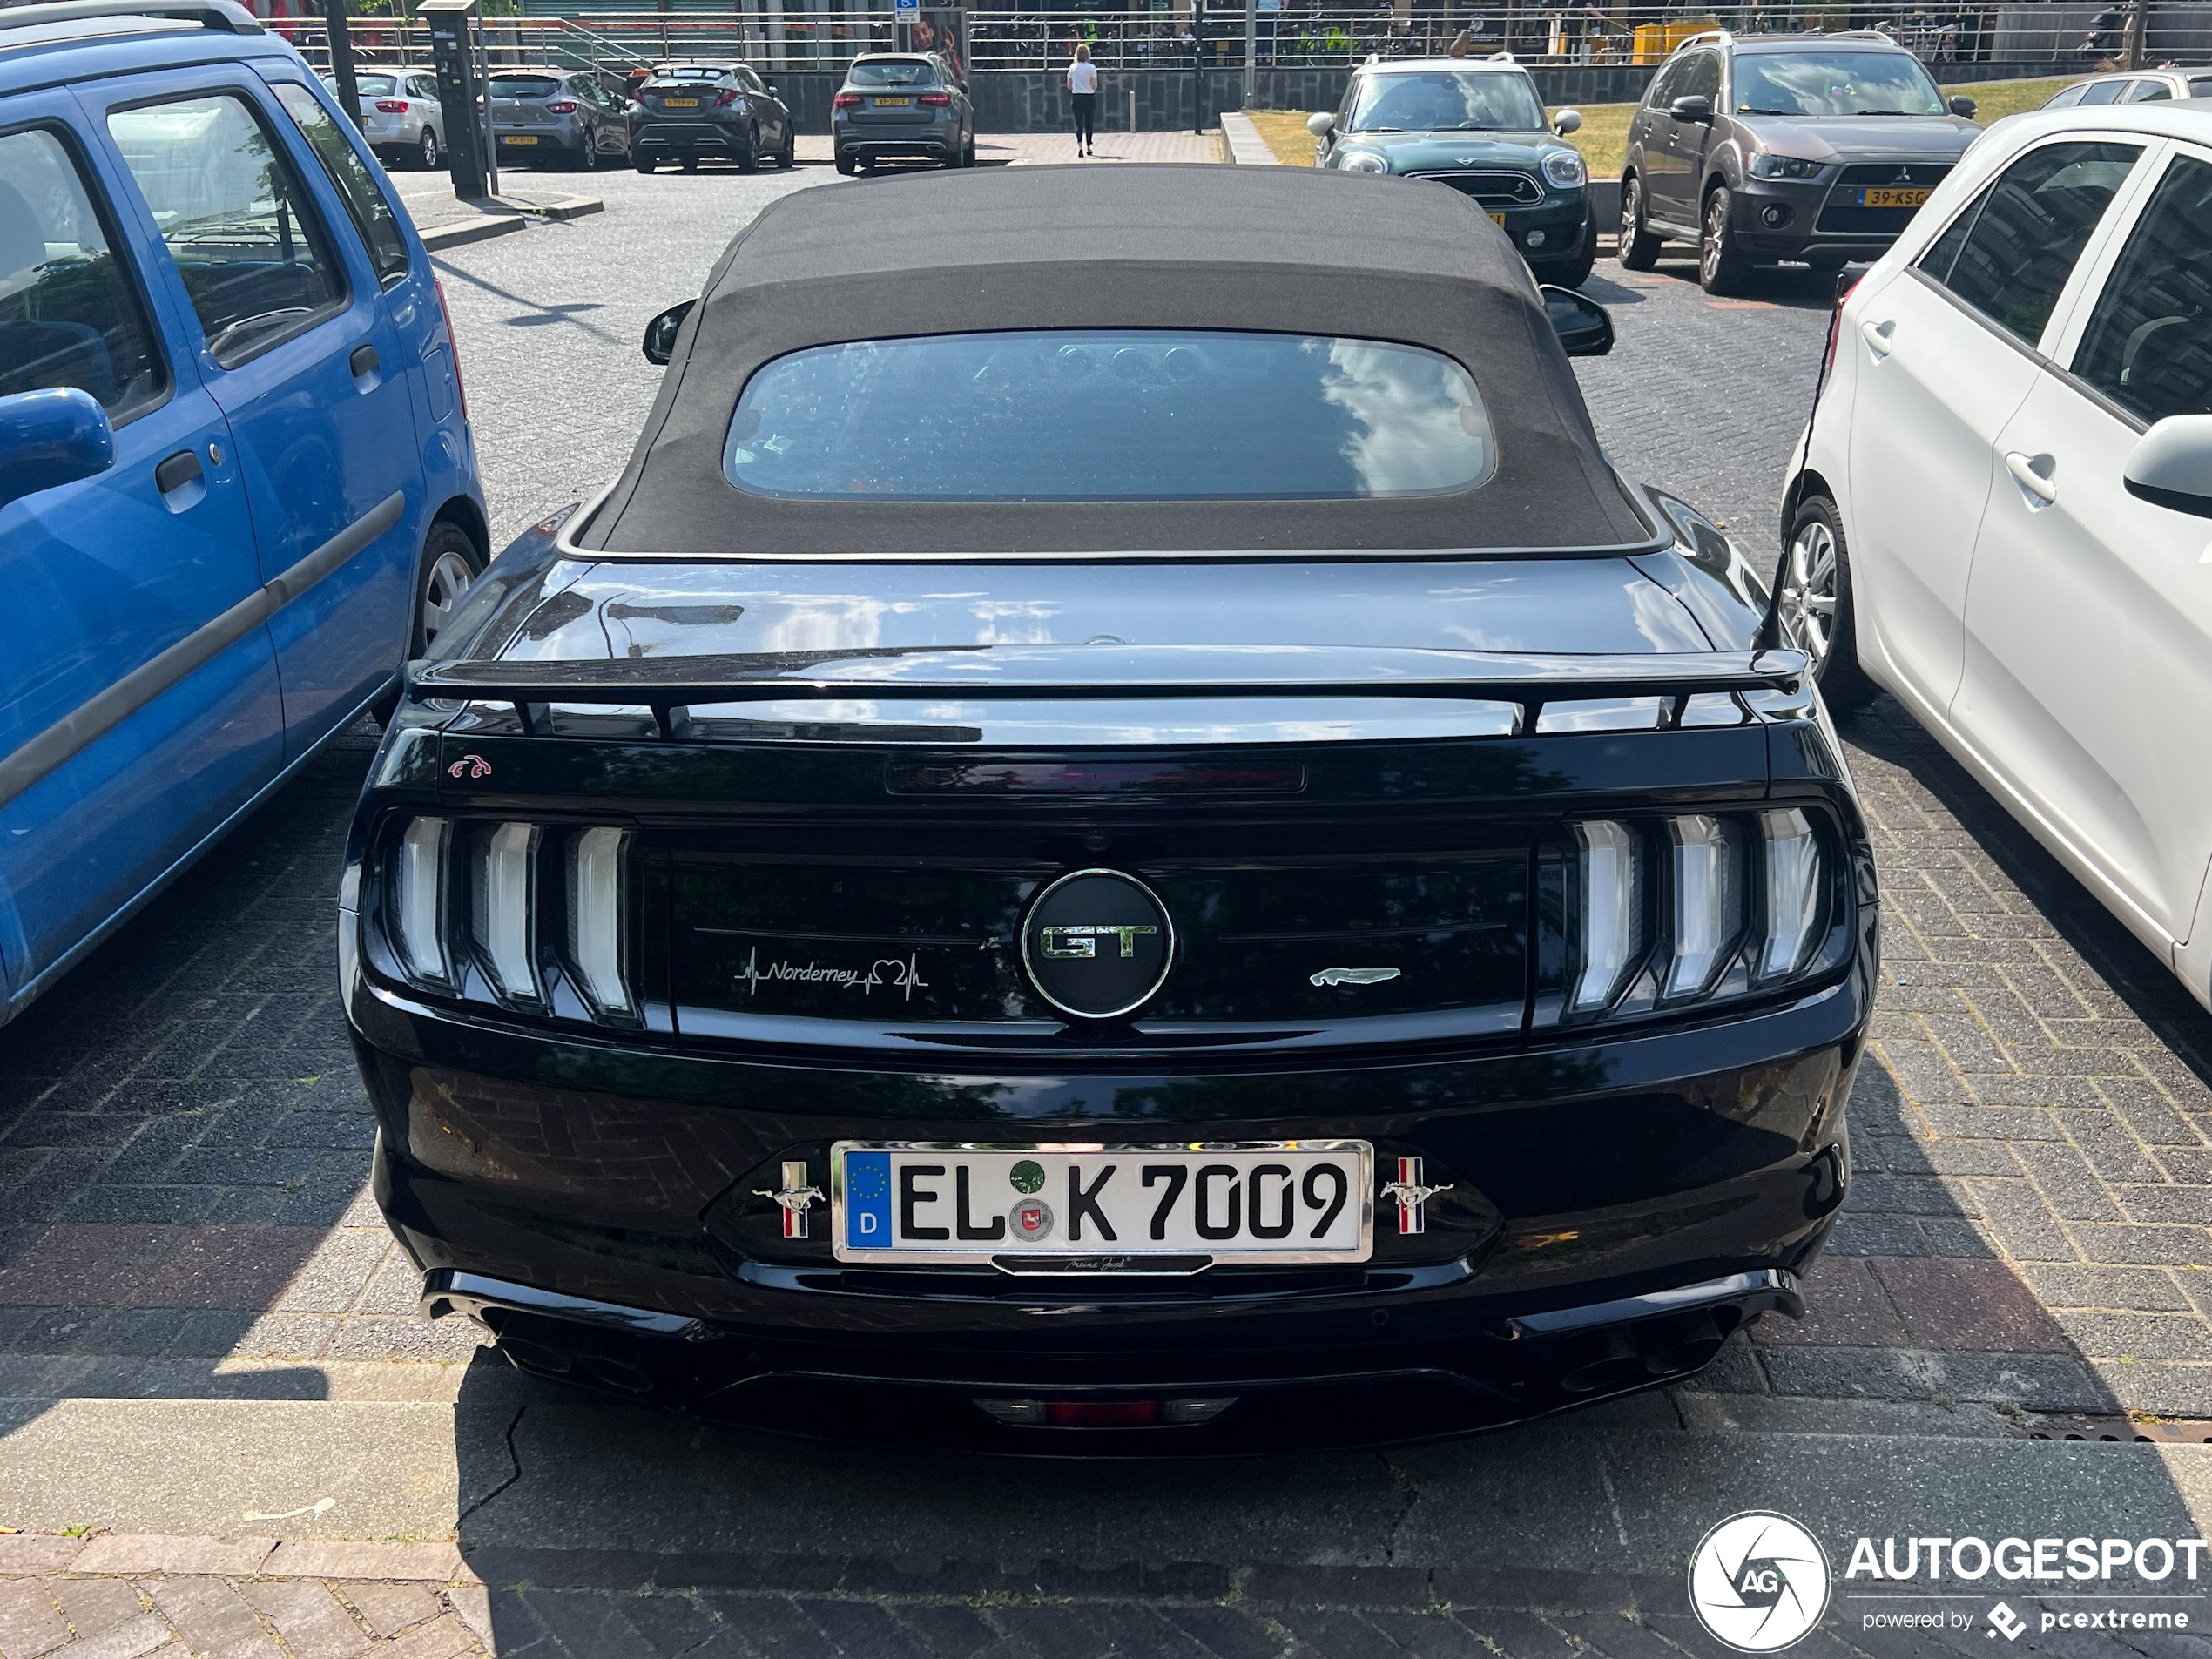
[643,298,698,366]
[1541,284,1614,357]
[2124,414,2212,518]
[1948,94,1978,118]
[1552,106,1582,136]
[0,387,115,510]
[1669,94,1714,123]
[1306,110,1335,137]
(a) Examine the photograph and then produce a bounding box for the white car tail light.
[392,817,450,983]
[471,822,540,1001]
[1571,819,1643,1014]
[1667,814,1742,999]
[1759,807,1824,982]
[568,826,631,1016]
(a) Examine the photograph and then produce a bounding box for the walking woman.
[1068,43,1099,157]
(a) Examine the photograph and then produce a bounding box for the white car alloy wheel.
[420,127,439,169]
[1779,516,1839,668]
[421,547,476,647]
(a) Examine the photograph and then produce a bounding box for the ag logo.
[1688,1512,1831,1652]
[1020,868,1175,1021]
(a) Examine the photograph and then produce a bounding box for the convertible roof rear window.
[722,328,1497,502]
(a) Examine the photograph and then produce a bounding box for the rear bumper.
[835,122,957,159]
[631,120,748,154]
[351,943,1869,1448]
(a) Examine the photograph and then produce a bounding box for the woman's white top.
[1068,60,1099,93]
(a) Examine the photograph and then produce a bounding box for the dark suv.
[1618,30,1980,293]
[629,61,792,173]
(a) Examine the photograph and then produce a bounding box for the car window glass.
[0,125,165,416]
[488,75,560,99]
[1918,139,2141,345]
[2044,83,2088,107]
[851,59,936,87]
[1678,51,1720,103]
[2128,78,2172,101]
[351,73,396,98]
[108,92,345,368]
[723,328,1498,502]
[1646,57,1688,107]
[272,83,408,289]
[2193,76,2212,98]
[2071,153,2212,423]
[409,77,440,101]
[1731,50,1941,114]
[1348,71,1544,132]
[2079,79,2128,105]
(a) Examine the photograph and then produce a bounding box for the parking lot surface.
[4,165,2212,1655]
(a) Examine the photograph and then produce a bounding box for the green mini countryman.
[1311,55,1594,288]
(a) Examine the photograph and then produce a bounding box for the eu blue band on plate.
[846,1150,892,1247]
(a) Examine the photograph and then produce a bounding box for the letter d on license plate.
[833,1141,1372,1265]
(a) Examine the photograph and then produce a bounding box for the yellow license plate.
[664,97,698,107]
[502,135,537,144]
[1489,211,1506,226]
[1859,187,1931,208]
[875,97,912,106]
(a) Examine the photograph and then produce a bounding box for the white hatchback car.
[1783,100,2212,1007]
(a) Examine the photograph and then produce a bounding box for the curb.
[531,194,604,221]
[1218,110,1278,165]
[419,214,526,253]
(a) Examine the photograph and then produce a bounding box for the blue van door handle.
[153,449,202,496]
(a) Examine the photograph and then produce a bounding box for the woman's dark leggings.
[1072,92,1097,144]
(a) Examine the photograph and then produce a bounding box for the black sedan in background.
[344,167,1873,1452]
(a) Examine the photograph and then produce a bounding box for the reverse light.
[1759,808,1824,981]
[392,818,451,983]
[471,822,540,1001]
[568,826,632,1016]
[1666,816,1743,998]
[1570,820,1643,1013]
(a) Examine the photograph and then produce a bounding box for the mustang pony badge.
[755,1160,825,1239]
[1311,967,1402,988]
[1379,1156,1451,1235]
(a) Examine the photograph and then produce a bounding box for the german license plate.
[875,96,913,106]
[1858,186,1930,208]
[833,1141,1372,1266]
[1489,211,1507,226]
[664,97,698,107]
[502,134,537,145]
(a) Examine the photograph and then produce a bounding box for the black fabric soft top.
[579,165,1655,557]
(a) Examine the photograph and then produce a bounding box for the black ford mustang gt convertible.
[342,165,1875,1452]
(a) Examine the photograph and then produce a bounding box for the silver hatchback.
[326,69,445,170]
[833,52,974,172]
[489,68,633,172]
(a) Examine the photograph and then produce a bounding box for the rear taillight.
[715,89,739,105]
[920,91,952,105]
[1819,274,1861,385]
[545,100,577,113]
[383,816,636,1023]
[1558,809,1839,1022]
[434,275,466,420]
[375,99,408,113]
[833,91,862,108]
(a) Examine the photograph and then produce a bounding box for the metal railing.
[262,3,2212,77]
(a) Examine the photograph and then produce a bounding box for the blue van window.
[0,126,165,417]
[108,94,345,368]
[272,83,409,288]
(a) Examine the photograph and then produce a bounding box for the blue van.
[0,0,485,1024]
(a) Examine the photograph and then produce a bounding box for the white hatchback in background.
[1781,100,2212,1008]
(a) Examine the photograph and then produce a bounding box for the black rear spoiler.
[407,644,1809,737]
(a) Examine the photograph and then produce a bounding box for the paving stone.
[263,1543,465,1583]
[0,1226,183,1305]
[2020,1264,2192,1312]
[145,1577,275,1657]
[68,1535,274,1576]
[1967,1180,2080,1262]
[0,1581,67,1659]
[54,1614,175,1659]
[0,1536,81,1573]
[1868,1258,2071,1353]
[2050,1310,2212,1362]
[273,1231,392,1315]
[53,1578,145,1640]
[237,1581,369,1659]
[335,1582,440,1641]
[1749,1255,1905,1347]
[378,1614,482,1659]
[2013,1142,2127,1222]
[2067,1224,2212,1268]
[1449,1608,1581,1659]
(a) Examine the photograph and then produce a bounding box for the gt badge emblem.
[1379,1157,1451,1235]
[754,1160,825,1239]
[446,754,491,779]
[1020,868,1176,1021]
[1008,1198,1055,1243]
[1312,967,1402,988]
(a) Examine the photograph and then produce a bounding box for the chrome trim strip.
[829,1139,1376,1268]
[0,491,404,811]
[420,1268,710,1339]
[1504,1267,1801,1338]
